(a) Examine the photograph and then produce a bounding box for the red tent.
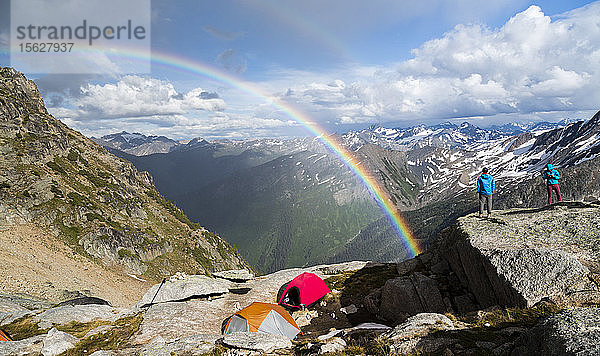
[277,272,331,310]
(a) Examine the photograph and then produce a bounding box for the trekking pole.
[148,278,167,306]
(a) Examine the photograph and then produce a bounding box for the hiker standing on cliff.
[477,168,495,217]
[542,163,562,204]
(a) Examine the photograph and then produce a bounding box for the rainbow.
[15,46,423,257]
[147,52,422,258]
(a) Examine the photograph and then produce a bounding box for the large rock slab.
[133,299,228,343]
[35,305,127,328]
[517,307,600,355]
[437,204,600,308]
[0,335,45,355]
[377,272,447,323]
[222,332,292,353]
[138,275,231,305]
[0,301,32,326]
[41,328,78,356]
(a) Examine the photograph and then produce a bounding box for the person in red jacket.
[542,163,562,204]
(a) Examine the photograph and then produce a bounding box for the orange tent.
[0,329,11,341]
[221,302,301,339]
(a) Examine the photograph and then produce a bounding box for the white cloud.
[50,75,298,139]
[57,111,297,140]
[276,3,600,124]
[58,75,226,120]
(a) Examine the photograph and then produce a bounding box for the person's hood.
[480,173,492,179]
[546,163,553,170]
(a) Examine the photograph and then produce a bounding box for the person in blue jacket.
[542,163,562,204]
[477,167,495,217]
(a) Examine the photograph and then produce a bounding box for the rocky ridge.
[0,67,250,303]
[1,203,598,354]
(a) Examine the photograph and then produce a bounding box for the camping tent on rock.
[277,272,331,310]
[0,330,11,341]
[221,302,301,339]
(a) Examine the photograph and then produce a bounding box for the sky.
[1,0,599,139]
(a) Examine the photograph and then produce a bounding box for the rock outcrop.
[0,67,250,304]
[516,307,600,355]
[435,202,600,309]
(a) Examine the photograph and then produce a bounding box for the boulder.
[378,273,446,323]
[133,299,227,343]
[212,269,254,282]
[35,304,126,329]
[138,275,231,306]
[222,332,292,353]
[384,313,456,341]
[319,337,346,354]
[518,307,600,355]
[41,328,78,356]
[384,313,457,354]
[0,334,44,355]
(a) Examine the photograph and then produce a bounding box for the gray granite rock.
[222,332,292,352]
[378,273,447,323]
[385,313,457,354]
[0,301,32,326]
[437,206,600,308]
[139,275,231,305]
[35,304,127,329]
[384,313,455,341]
[0,334,45,355]
[319,337,346,354]
[518,307,600,355]
[133,299,227,343]
[41,328,78,356]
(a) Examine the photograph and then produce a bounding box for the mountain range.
[98,113,600,273]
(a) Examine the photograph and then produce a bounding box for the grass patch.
[85,212,106,223]
[56,320,111,339]
[590,273,600,287]
[470,303,562,329]
[2,315,48,341]
[118,248,136,259]
[47,161,66,174]
[62,313,143,355]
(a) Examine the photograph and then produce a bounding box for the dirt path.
[0,224,152,308]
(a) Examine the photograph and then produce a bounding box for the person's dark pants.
[479,193,492,215]
[547,184,562,204]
